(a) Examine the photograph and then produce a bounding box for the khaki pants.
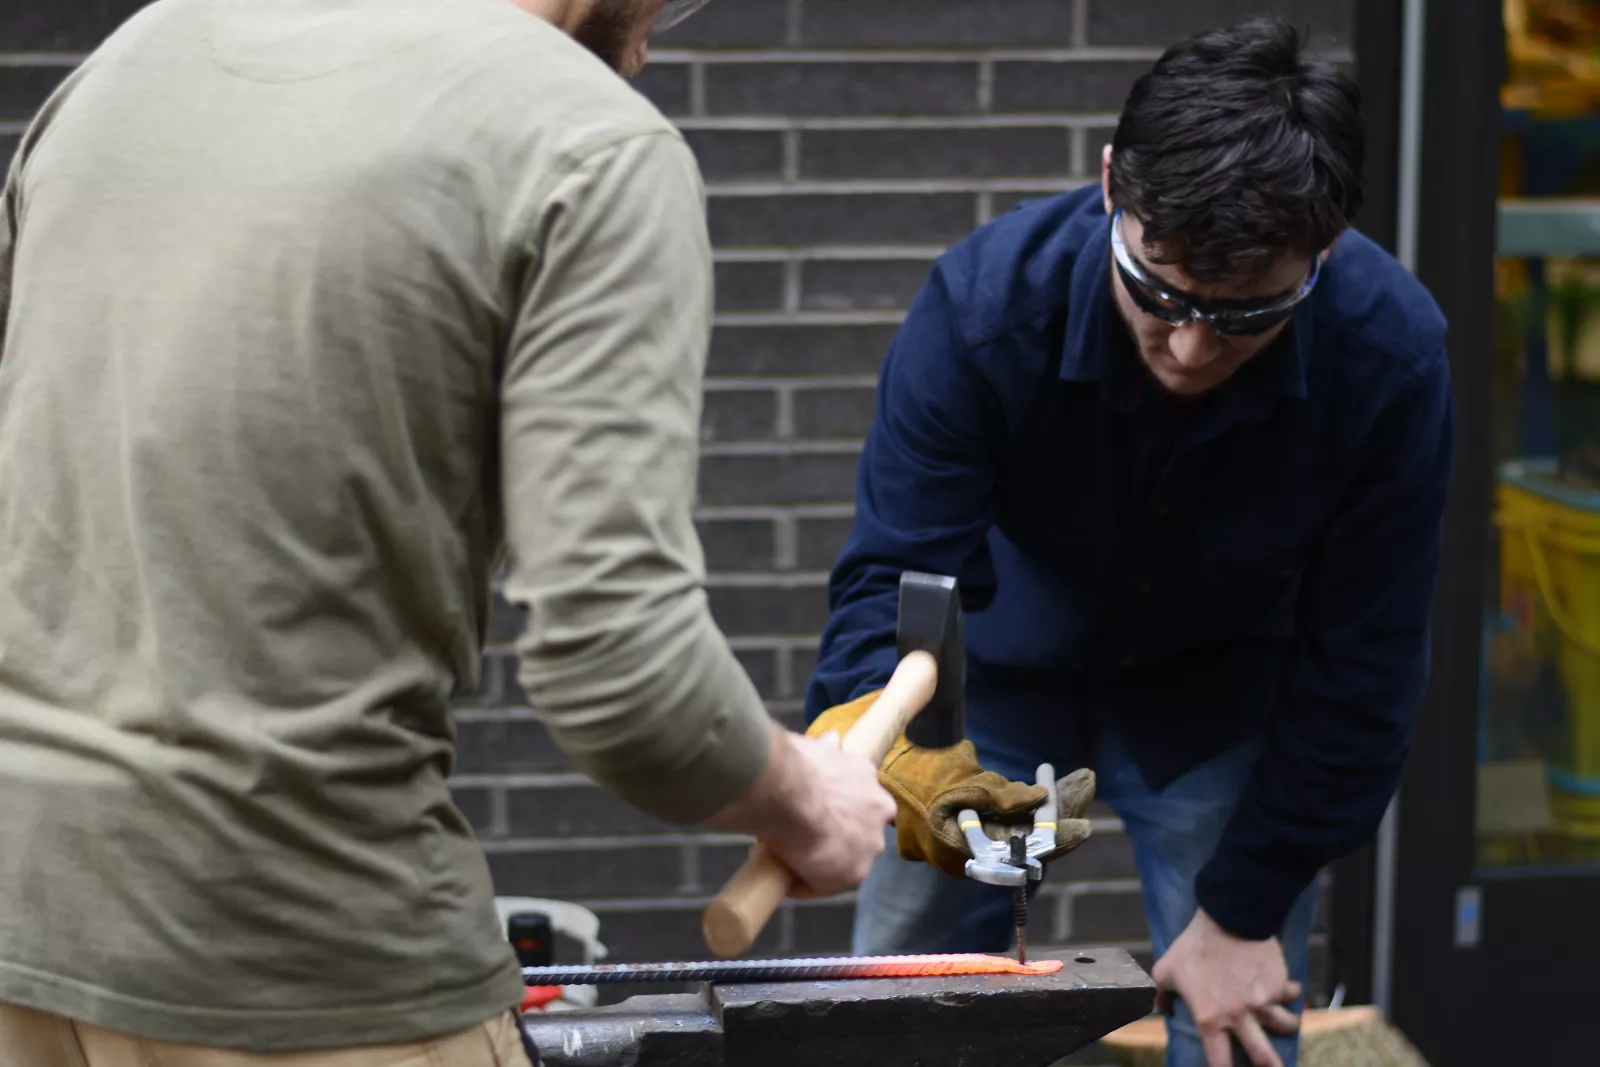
[0,1004,536,1067]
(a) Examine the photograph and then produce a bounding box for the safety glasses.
[1108,208,1319,337]
[651,0,715,36]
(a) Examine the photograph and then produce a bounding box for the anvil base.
[521,947,1155,1067]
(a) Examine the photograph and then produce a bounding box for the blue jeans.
[853,718,1319,1067]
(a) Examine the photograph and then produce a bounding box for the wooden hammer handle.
[701,650,939,959]
[834,649,939,760]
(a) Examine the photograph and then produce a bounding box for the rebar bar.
[521,953,1063,986]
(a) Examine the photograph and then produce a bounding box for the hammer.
[701,572,967,958]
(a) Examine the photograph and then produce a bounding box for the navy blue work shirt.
[805,185,1454,940]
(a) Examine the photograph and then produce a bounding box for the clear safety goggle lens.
[651,0,714,36]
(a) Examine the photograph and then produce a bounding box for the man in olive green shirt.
[0,0,896,1062]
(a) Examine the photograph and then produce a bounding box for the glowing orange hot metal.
[520,953,1063,987]
[842,954,1063,977]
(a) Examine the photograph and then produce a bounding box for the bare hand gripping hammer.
[701,572,968,958]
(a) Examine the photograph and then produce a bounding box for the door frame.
[1321,0,1407,1009]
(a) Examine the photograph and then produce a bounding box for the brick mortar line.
[769,388,795,448]
[479,647,822,668]
[478,833,755,851]
[651,47,1352,63]
[772,512,799,570]
[1072,0,1090,49]
[649,48,1170,63]
[780,128,801,183]
[707,178,1086,196]
[778,904,797,953]
[1065,878,1145,895]
[727,636,819,650]
[695,504,856,519]
[703,376,879,390]
[0,53,84,65]
[714,246,947,262]
[457,694,812,716]
[780,256,803,311]
[699,440,861,456]
[680,841,700,893]
[976,190,995,227]
[687,61,708,117]
[1070,126,1088,180]
[703,571,830,587]
[774,643,797,698]
[679,114,1121,131]
[488,785,510,838]
[552,892,859,912]
[713,310,905,327]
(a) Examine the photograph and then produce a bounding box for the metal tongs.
[957,763,1060,963]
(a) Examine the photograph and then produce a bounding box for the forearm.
[516,581,773,825]
[1195,541,1435,938]
[1198,359,1453,940]
[1195,697,1413,939]
[501,129,772,825]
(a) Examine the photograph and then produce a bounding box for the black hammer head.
[895,571,966,749]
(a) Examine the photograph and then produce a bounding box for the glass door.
[1480,0,1600,871]
[1391,3,1600,1063]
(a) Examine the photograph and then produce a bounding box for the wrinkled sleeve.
[1195,354,1455,939]
[498,130,771,825]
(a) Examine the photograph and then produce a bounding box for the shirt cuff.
[1193,850,1317,942]
[581,677,772,826]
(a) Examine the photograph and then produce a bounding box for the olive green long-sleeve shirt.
[0,0,771,1050]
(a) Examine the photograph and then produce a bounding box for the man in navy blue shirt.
[802,19,1453,1067]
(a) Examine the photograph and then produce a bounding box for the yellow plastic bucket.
[1494,458,1600,836]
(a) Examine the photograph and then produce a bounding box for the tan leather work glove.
[979,765,1096,862]
[807,691,1096,879]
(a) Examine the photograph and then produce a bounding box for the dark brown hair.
[1108,17,1365,284]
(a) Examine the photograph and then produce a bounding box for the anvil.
[519,947,1156,1067]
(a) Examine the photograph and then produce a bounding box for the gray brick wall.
[3,0,1353,1027]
